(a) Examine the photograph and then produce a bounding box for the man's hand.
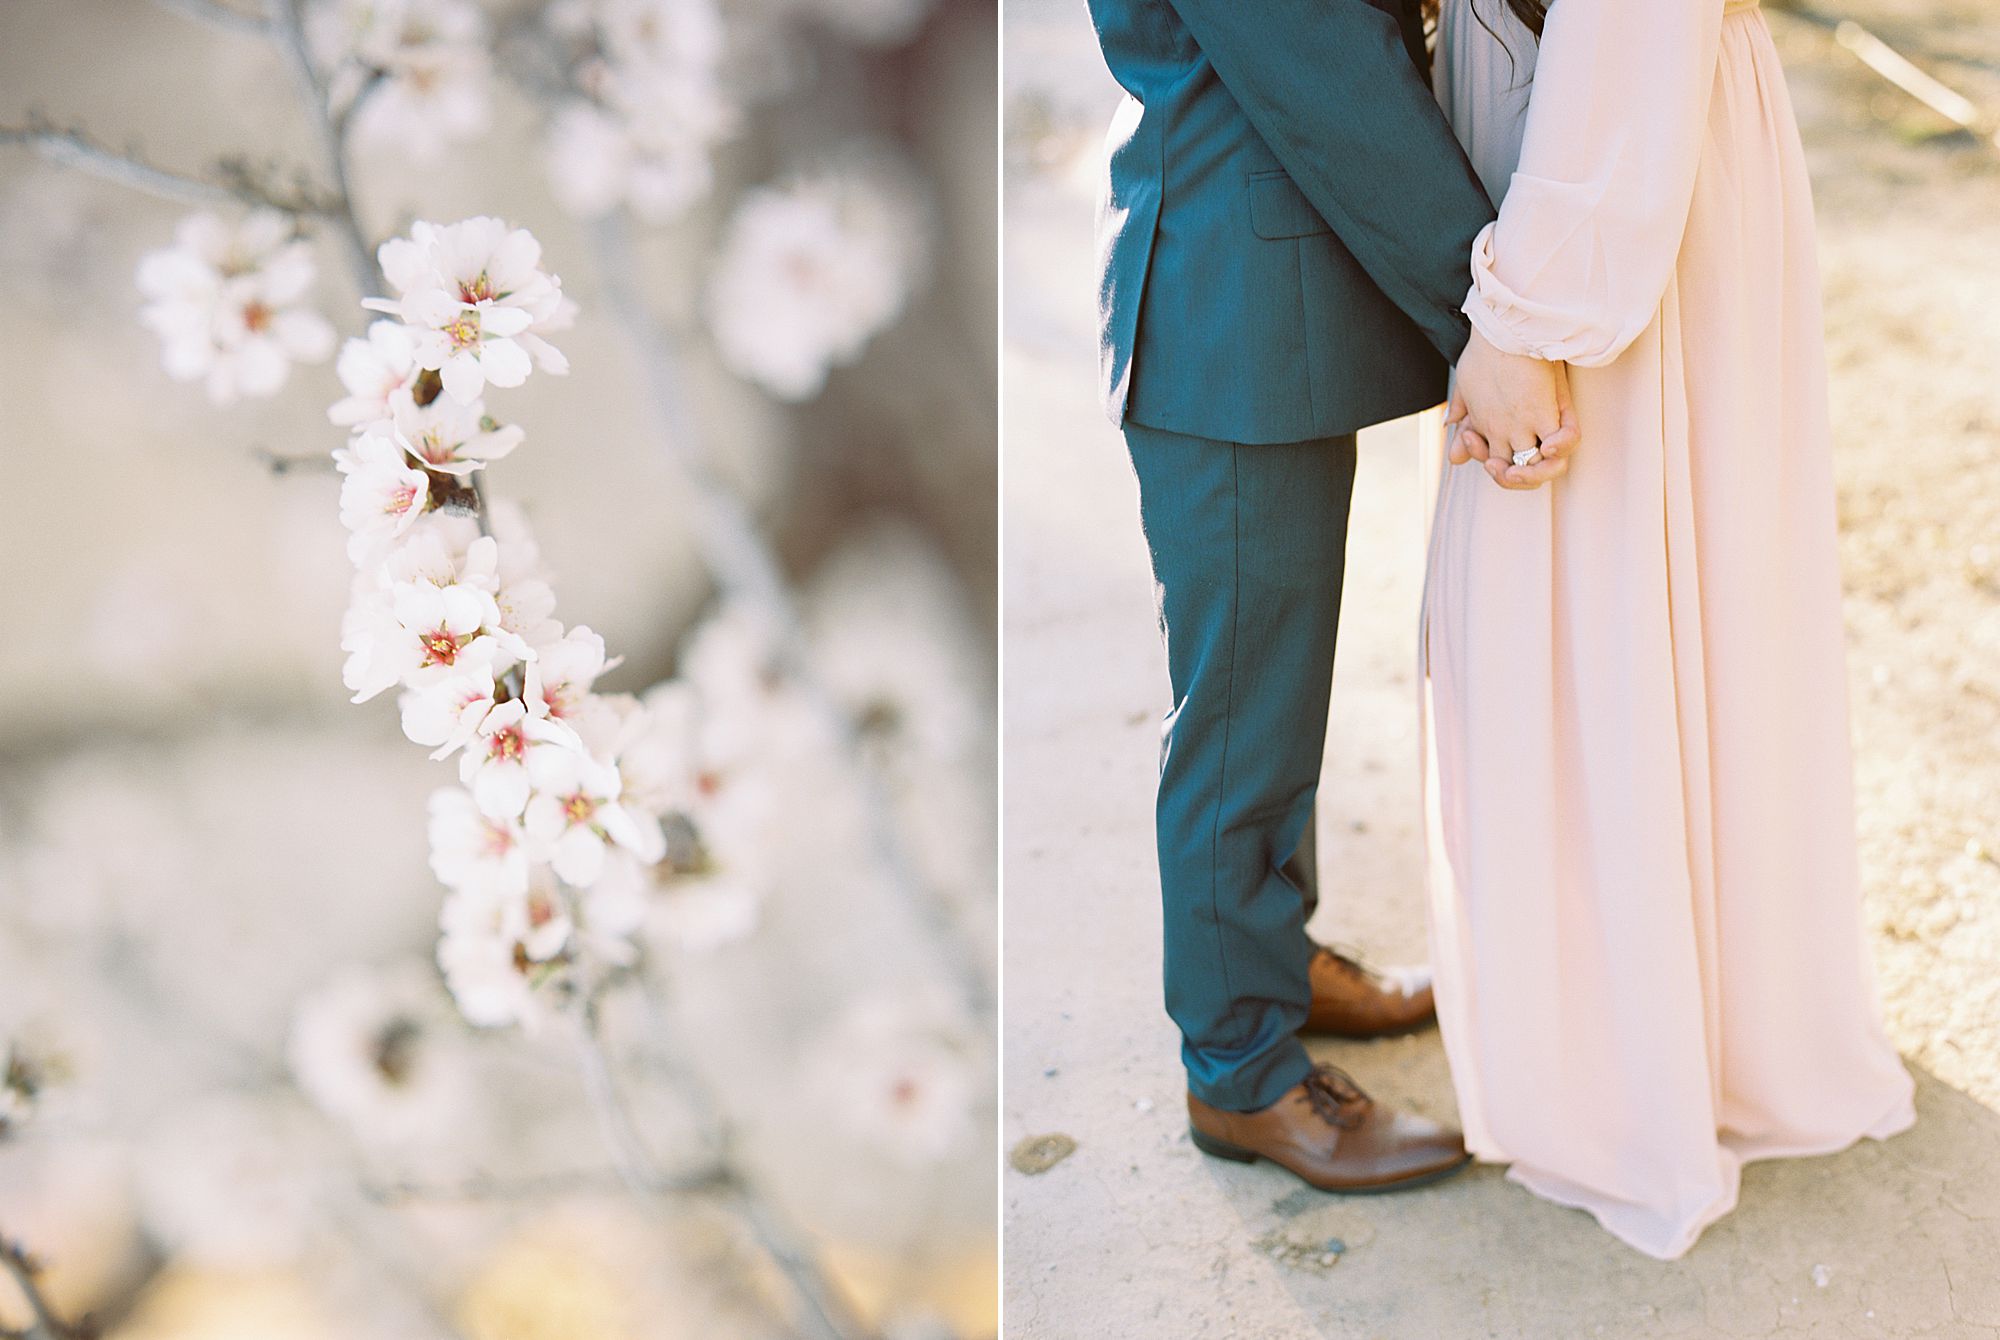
[1445,330,1580,490]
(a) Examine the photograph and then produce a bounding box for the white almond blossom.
[437,888,549,1029]
[523,744,666,887]
[340,529,528,703]
[287,962,474,1148]
[813,994,982,1166]
[136,209,335,405]
[398,656,499,758]
[526,624,614,726]
[334,430,431,566]
[804,521,987,766]
[458,698,582,818]
[312,0,494,163]
[706,148,933,400]
[328,319,420,428]
[329,221,721,1028]
[645,868,759,955]
[576,849,653,964]
[618,674,781,888]
[436,870,577,1028]
[427,787,532,900]
[364,217,572,403]
[390,393,524,476]
[543,0,738,224]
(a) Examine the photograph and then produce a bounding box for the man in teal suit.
[1089,0,1574,1193]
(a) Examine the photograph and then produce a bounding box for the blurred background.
[0,1,996,1338]
[1003,0,2000,1335]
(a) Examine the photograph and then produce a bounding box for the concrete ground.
[1000,3,2000,1335]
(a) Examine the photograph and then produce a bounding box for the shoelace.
[1300,1064,1374,1131]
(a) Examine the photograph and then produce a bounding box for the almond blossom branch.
[590,214,994,1018]
[0,122,332,215]
[150,0,270,37]
[361,1162,732,1204]
[263,0,382,298]
[0,1239,84,1340]
[573,1000,875,1340]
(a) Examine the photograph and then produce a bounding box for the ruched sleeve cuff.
[1461,165,1687,370]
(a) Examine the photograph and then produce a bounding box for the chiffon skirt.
[1420,1,1916,1259]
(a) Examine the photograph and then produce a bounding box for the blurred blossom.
[286,961,474,1150]
[136,1095,332,1267]
[806,522,987,768]
[806,523,995,913]
[643,866,760,954]
[311,0,494,163]
[327,319,420,428]
[437,883,557,1028]
[544,0,740,224]
[706,147,934,400]
[135,210,335,406]
[813,992,983,1166]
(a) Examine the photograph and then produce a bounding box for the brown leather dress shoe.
[1188,1064,1471,1193]
[1303,945,1437,1038]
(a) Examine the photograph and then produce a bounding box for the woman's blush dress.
[1420,0,1917,1260]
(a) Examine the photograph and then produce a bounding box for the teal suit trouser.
[1126,421,1358,1112]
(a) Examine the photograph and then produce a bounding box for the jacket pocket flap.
[1249,172,1332,240]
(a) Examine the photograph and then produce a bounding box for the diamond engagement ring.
[1511,447,1542,468]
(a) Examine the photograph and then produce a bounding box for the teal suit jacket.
[1090,0,1496,444]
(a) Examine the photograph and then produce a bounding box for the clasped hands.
[1444,329,1579,490]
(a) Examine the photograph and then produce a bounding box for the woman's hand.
[1445,346,1579,491]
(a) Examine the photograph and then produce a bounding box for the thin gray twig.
[0,1239,81,1340]
[263,0,383,298]
[0,122,330,214]
[151,0,269,36]
[572,1000,875,1340]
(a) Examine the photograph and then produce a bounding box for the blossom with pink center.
[136,209,335,405]
[365,217,569,403]
[334,430,431,565]
[342,525,509,699]
[390,394,524,476]
[457,700,583,819]
[426,787,530,900]
[525,624,612,725]
[328,320,420,429]
[399,656,499,759]
[523,747,664,887]
[396,582,503,674]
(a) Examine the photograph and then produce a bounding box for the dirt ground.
[1001,3,2000,1335]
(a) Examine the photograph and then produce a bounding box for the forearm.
[1463,0,1725,367]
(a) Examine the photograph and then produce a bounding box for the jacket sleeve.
[1167,0,1496,362]
[1462,0,1725,367]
